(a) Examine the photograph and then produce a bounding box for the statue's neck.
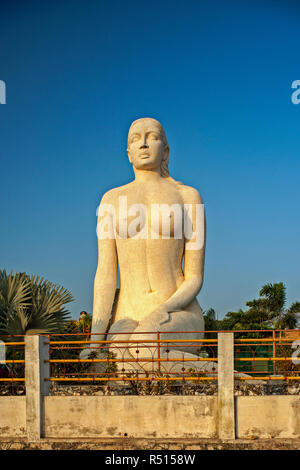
[133,168,162,184]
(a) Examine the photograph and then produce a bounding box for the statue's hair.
[128,118,180,183]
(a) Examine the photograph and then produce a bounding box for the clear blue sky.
[1,0,299,319]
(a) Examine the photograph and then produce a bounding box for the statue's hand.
[148,304,180,327]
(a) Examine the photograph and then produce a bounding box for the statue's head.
[127,118,170,177]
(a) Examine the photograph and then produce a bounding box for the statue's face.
[127,119,166,171]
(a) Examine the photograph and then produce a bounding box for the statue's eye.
[131,135,140,143]
[149,133,159,140]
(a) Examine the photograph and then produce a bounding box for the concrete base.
[1,438,300,450]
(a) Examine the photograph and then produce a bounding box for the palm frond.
[0,269,73,335]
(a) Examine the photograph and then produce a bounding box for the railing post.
[218,332,235,440]
[25,335,49,441]
[272,329,276,375]
[157,331,161,373]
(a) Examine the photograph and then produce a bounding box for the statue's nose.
[140,135,149,148]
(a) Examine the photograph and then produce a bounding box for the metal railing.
[45,331,218,387]
[0,336,25,394]
[233,329,300,381]
[1,329,299,394]
[43,329,300,385]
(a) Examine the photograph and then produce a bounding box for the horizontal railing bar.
[46,329,300,334]
[0,342,25,346]
[49,346,208,350]
[53,371,214,376]
[236,357,296,361]
[237,376,300,381]
[45,376,217,382]
[46,339,297,346]
[47,339,218,345]
[46,357,218,363]
[235,338,294,343]
[0,378,25,382]
[235,344,293,347]
[49,346,214,351]
[47,331,209,335]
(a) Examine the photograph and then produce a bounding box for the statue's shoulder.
[177,183,203,204]
[99,182,134,205]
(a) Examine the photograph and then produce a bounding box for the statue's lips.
[140,153,150,159]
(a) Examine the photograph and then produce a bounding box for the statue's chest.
[115,187,184,239]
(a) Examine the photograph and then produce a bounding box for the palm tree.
[219,309,245,330]
[244,283,299,330]
[281,302,300,329]
[0,269,73,335]
[203,308,216,321]
[259,282,287,329]
[203,308,217,330]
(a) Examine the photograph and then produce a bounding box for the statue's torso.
[106,179,202,322]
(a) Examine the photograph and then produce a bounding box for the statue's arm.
[163,187,206,312]
[91,192,118,339]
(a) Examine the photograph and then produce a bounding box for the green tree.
[219,282,299,334]
[0,269,73,335]
[281,302,300,329]
[218,309,245,331]
[255,282,300,329]
[258,282,287,328]
[203,308,217,330]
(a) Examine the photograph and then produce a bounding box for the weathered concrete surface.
[25,336,50,441]
[236,396,300,439]
[1,438,300,450]
[218,333,235,439]
[44,396,218,439]
[0,397,26,437]
[2,394,300,441]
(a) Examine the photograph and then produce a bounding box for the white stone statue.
[82,118,215,374]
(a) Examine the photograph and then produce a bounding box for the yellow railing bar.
[45,376,217,382]
[237,376,300,381]
[46,357,218,363]
[0,378,25,382]
[236,357,295,361]
[235,338,294,343]
[47,339,218,345]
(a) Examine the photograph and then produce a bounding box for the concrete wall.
[1,334,299,441]
[1,395,300,440]
[236,396,300,439]
[44,396,218,439]
[0,397,26,437]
